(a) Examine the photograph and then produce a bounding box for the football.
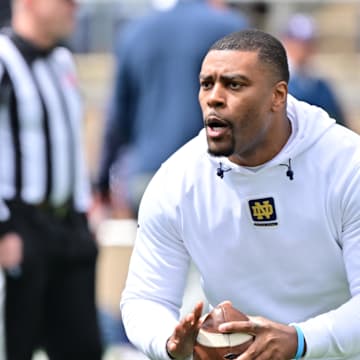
[193,302,254,360]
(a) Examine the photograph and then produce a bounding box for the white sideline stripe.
[96,219,137,246]
[197,329,252,348]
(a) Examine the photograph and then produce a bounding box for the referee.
[0,1,103,359]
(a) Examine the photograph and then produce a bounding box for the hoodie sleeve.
[296,162,360,359]
[120,165,191,360]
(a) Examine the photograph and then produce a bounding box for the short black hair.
[210,29,289,84]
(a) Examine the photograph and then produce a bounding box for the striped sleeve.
[0,61,11,225]
[0,61,4,85]
[0,200,9,222]
[52,46,77,76]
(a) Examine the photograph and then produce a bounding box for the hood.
[208,94,336,179]
[279,94,335,159]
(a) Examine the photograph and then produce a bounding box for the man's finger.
[218,320,260,335]
[193,301,204,322]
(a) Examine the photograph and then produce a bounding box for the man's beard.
[206,136,235,157]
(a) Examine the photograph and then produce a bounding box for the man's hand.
[218,315,299,360]
[0,232,23,269]
[166,301,204,359]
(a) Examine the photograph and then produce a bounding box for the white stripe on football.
[196,329,253,348]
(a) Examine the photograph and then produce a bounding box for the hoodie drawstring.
[216,162,232,179]
[216,159,294,180]
[280,159,294,180]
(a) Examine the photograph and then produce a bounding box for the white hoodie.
[121,95,360,359]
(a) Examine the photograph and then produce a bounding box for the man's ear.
[271,81,288,112]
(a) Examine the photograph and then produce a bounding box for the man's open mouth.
[206,116,230,137]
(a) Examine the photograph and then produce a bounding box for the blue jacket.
[97,0,249,195]
[288,72,346,127]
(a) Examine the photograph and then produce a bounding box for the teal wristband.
[291,324,305,359]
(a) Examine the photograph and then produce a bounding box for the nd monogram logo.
[251,200,274,220]
[248,197,277,226]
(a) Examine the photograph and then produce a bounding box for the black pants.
[3,201,103,360]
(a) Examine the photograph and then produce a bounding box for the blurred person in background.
[95,0,250,219]
[0,0,103,359]
[282,13,347,127]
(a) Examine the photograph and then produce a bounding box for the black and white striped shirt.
[0,31,91,212]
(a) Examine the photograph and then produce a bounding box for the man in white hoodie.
[121,29,360,360]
